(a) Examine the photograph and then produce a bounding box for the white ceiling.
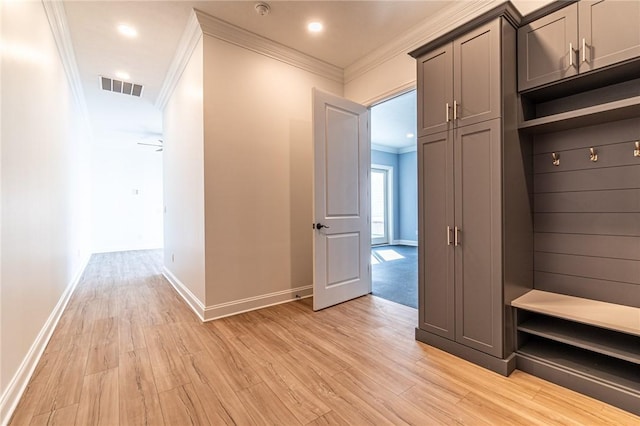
[62,1,459,148]
[62,1,553,150]
[371,90,417,151]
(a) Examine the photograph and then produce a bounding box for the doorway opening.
[369,90,418,309]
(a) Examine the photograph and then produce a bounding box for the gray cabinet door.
[418,132,454,339]
[454,119,503,357]
[417,45,453,137]
[518,3,578,91]
[454,19,502,127]
[579,0,640,73]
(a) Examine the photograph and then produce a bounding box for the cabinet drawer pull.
[569,43,575,68]
[453,100,458,120]
[454,226,461,246]
[582,38,586,63]
[447,226,452,245]
[446,103,450,122]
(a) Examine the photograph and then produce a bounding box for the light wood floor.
[9,250,639,425]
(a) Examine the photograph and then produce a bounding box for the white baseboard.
[0,254,91,426]
[393,240,418,247]
[202,285,313,321]
[162,267,205,322]
[162,267,313,323]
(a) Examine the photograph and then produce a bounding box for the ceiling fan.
[137,139,163,152]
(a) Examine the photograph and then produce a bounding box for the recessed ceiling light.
[406,133,415,138]
[115,71,131,80]
[308,22,323,33]
[117,24,137,38]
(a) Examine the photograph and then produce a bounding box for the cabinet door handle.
[582,38,586,63]
[569,42,574,68]
[454,226,460,246]
[445,103,450,122]
[447,226,452,245]
[453,100,458,120]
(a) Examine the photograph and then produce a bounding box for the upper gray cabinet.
[518,4,578,91]
[418,19,501,136]
[518,0,640,91]
[578,0,640,73]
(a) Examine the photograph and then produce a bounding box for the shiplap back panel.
[532,117,640,308]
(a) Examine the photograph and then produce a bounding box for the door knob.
[314,223,330,230]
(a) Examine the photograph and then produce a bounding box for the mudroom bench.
[512,290,639,415]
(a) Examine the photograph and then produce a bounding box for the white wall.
[344,0,555,105]
[163,36,206,305]
[91,138,163,253]
[0,1,91,421]
[201,34,343,310]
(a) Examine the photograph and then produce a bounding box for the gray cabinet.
[578,0,640,73]
[417,19,501,136]
[517,4,578,91]
[453,120,503,357]
[418,131,454,340]
[419,120,503,358]
[413,8,529,376]
[518,0,640,91]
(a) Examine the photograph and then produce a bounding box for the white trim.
[202,286,313,322]
[393,239,418,247]
[371,144,399,154]
[399,145,417,154]
[162,269,312,323]
[344,0,500,83]
[0,254,91,426]
[364,82,417,109]
[41,0,90,128]
[194,9,343,84]
[162,267,205,322]
[156,10,203,111]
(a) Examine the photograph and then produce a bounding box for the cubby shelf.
[513,290,640,415]
[518,95,640,134]
[518,315,639,364]
[518,338,640,395]
[512,289,640,336]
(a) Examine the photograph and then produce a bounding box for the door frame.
[370,164,394,246]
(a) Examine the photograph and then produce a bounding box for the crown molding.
[194,9,344,84]
[371,144,399,154]
[344,0,502,83]
[41,0,90,126]
[156,10,203,111]
[399,145,417,154]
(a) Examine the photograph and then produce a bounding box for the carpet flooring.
[371,245,417,309]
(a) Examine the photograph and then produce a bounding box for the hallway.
[9,251,638,425]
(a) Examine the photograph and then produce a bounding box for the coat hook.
[635,141,640,158]
[589,147,598,162]
[552,152,560,166]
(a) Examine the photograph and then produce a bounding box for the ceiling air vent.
[100,76,144,97]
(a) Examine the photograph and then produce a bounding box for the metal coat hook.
[552,152,560,166]
[635,141,640,158]
[589,147,598,162]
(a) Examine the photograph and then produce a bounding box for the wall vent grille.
[100,76,143,97]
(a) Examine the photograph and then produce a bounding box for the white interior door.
[313,88,371,311]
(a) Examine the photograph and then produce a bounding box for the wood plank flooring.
[9,250,640,425]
